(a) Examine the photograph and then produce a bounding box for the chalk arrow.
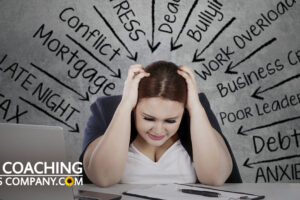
[237,126,247,136]
[237,115,300,136]
[244,155,300,168]
[147,0,161,53]
[93,5,138,62]
[193,17,236,63]
[224,61,238,74]
[69,123,80,133]
[225,37,277,74]
[148,40,161,53]
[110,69,121,79]
[193,49,206,62]
[79,92,90,102]
[170,0,199,51]
[30,63,90,102]
[66,34,121,79]
[251,73,300,100]
[243,158,252,168]
[170,37,183,51]
[126,52,138,62]
[251,87,264,100]
[19,97,80,133]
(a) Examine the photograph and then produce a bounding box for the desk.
[77,183,300,200]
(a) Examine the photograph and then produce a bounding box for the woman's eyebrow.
[142,113,155,118]
[142,113,179,119]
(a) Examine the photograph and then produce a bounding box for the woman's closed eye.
[143,117,176,124]
[165,119,176,123]
[143,117,155,121]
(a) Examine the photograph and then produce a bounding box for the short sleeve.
[82,99,107,152]
[79,97,108,183]
[79,96,122,183]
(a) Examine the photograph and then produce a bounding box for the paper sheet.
[124,184,263,200]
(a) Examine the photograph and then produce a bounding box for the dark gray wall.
[0,0,299,183]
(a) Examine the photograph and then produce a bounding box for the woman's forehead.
[137,97,184,117]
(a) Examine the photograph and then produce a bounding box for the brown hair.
[138,60,187,105]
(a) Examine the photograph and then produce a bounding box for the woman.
[80,61,241,187]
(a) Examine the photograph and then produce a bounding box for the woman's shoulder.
[91,95,122,111]
[87,95,123,122]
[94,95,122,105]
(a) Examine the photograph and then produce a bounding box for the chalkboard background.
[0,0,299,183]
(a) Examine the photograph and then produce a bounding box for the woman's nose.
[152,122,164,134]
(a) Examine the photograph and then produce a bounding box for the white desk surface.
[77,183,300,200]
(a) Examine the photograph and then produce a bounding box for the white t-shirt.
[120,140,197,184]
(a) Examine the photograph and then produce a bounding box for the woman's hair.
[138,60,187,105]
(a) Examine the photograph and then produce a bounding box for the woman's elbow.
[206,178,226,186]
[197,163,233,186]
[212,160,233,186]
[211,154,233,186]
[199,176,226,186]
[93,176,119,187]
[222,156,233,184]
[84,160,121,187]
[85,167,121,187]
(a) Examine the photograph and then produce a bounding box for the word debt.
[253,129,300,154]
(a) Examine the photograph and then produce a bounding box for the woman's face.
[134,97,185,147]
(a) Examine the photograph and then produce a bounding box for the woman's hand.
[177,65,202,112]
[121,64,150,110]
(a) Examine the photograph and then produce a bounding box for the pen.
[179,189,220,197]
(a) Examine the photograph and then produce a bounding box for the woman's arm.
[177,66,233,186]
[189,103,233,186]
[83,65,149,187]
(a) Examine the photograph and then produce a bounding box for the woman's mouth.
[147,133,165,140]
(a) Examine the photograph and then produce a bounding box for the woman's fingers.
[179,65,193,73]
[122,64,149,110]
[178,65,196,81]
[134,71,150,82]
[177,66,198,93]
[177,69,193,86]
[129,64,143,70]
[126,64,150,85]
[177,65,200,110]
[128,66,143,74]
[127,64,146,79]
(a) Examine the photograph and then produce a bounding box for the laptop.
[0,123,122,200]
[0,123,74,200]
